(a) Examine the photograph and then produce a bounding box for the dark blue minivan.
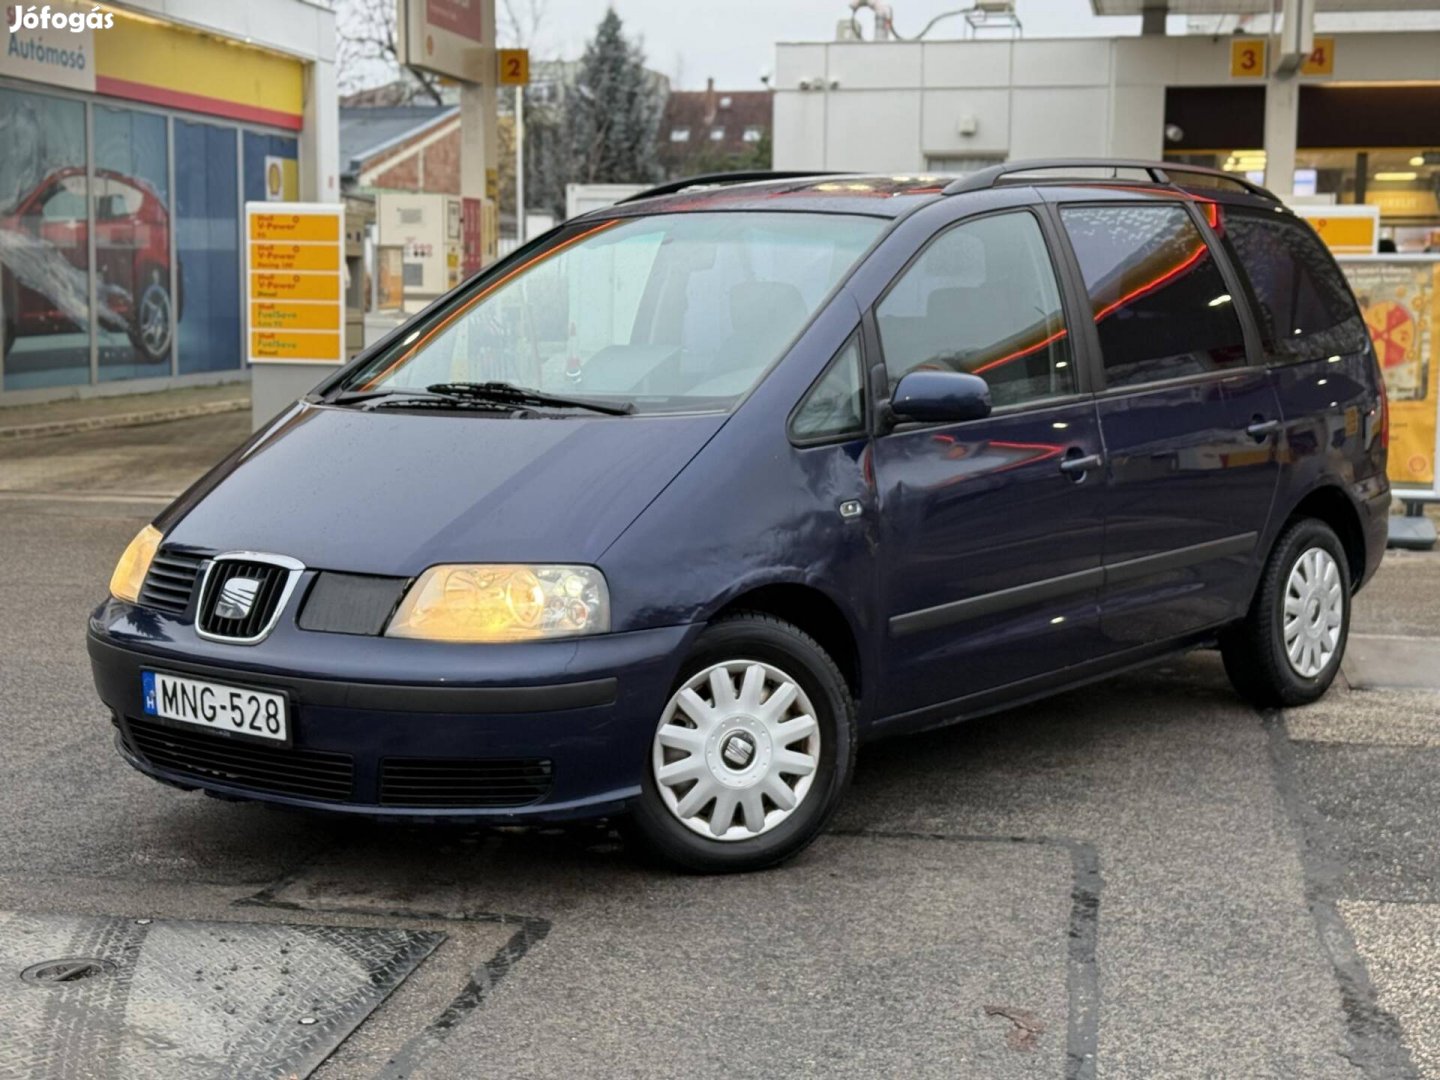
[90,161,1389,871]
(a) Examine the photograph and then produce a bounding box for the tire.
[127,270,173,362]
[629,613,857,873]
[1221,518,1351,708]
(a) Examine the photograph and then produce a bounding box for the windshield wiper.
[328,387,453,406]
[365,396,527,415]
[426,381,635,416]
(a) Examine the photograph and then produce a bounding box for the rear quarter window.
[1215,209,1369,364]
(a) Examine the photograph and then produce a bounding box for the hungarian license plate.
[142,671,289,744]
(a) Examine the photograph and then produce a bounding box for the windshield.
[341,211,885,414]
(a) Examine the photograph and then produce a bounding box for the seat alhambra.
[90,161,1389,872]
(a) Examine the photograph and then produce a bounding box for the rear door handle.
[1059,451,1104,479]
[1247,418,1282,440]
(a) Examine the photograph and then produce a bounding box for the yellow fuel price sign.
[245,203,345,364]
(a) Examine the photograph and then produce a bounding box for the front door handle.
[1059,451,1104,480]
[1247,418,1282,441]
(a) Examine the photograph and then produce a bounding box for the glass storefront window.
[0,88,91,391]
[0,84,299,397]
[94,105,173,381]
[175,121,241,374]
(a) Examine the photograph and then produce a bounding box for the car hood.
[163,403,725,575]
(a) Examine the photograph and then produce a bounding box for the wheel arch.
[1277,484,1366,590]
[707,580,865,703]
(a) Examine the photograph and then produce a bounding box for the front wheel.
[1221,518,1351,708]
[630,613,856,873]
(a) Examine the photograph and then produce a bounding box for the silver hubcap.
[1283,546,1344,678]
[652,660,821,842]
[138,282,171,356]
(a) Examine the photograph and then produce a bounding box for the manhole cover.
[20,958,117,986]
[0,911,443,1080]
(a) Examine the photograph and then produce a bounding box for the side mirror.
[889,370,992,425]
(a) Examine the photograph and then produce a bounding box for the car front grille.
[379,757,554,808]
[124,717,355,801]
[138,548,205,614]
[197,558,294,642]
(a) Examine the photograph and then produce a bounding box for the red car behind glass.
[1,166,177,362]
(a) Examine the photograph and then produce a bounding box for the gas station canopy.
[1092,0,1440,13]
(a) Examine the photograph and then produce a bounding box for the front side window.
[1061,203,1247,389]
[1216,209,1368,363]
[877,211,1075,408]
[343,212,884,414]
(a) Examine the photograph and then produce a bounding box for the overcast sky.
[507,0,1145,89]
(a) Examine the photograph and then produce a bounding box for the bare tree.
[497,0,550,50]
[335,0,445,105]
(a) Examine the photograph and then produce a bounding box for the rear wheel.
[128,269,172,362]
[1221,518,1351,707]
[630,613,856,872]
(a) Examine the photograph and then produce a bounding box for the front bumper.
[89,600,697,823]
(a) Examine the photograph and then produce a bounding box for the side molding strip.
[890,566,1105,638]
[888,532,1258,638]
[1102,532,1257,588]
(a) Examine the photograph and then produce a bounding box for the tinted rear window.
[1214,209,1369,363]
[1060,203,1248,389]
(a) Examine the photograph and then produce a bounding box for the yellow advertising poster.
[245,203,345,365]
[1342,259,1440,489]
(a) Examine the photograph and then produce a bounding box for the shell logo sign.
[265,157,299,202]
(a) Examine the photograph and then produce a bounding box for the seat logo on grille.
[215,577,261,620]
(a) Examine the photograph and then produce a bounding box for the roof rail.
[615,171,839,206]
[942,158,1280,202]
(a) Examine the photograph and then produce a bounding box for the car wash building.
[0,0,338,402]
[773,2,1440,249]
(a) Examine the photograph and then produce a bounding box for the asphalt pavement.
[0,413,1436,1079]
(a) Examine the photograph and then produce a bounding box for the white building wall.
[773,32,1440,172]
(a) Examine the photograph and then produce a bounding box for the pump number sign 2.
[245,203,345,364]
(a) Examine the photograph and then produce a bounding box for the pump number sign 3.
[245,203,345,364]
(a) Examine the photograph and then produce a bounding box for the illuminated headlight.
[109,524,163,603]
[385,564,610,643]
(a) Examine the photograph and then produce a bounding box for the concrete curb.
[0,398,249,441]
